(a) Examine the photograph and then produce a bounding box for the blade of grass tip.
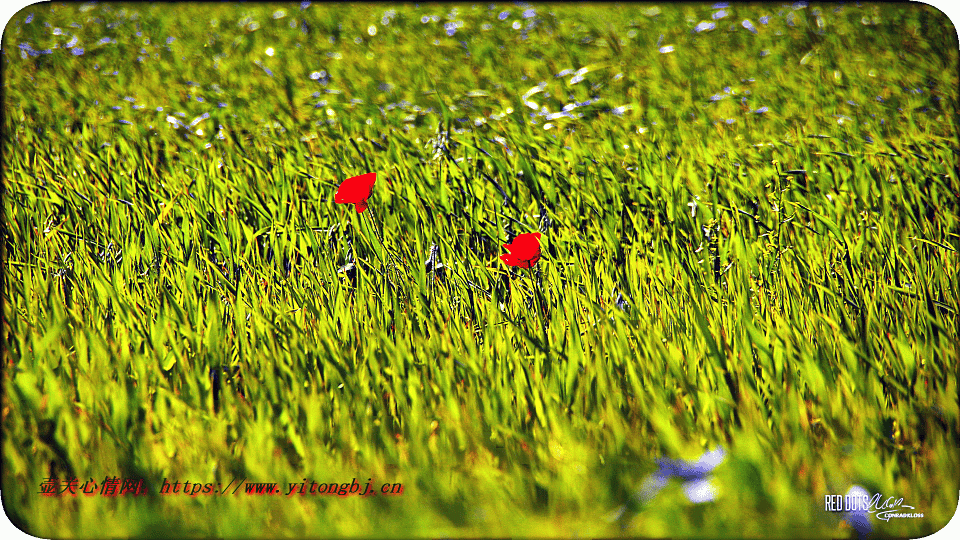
[360,206,386,268]
[348,137,372,179]
[422,68,454,135]
[788,201,849,251]
[480,171,519,212]
[688,295,741,409]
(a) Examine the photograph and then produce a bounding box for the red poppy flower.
[500,232,542,268]
[335,172,377,213]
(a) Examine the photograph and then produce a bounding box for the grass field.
[3,2,959,537]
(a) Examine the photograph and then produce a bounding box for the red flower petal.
[335,172,377,213]
[501,232,542,268]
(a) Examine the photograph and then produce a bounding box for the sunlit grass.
[2,2,958,538]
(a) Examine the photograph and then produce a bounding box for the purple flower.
[844,485,873,538]
[498,11,509,20]
[523,9,536,18]
[694,21,716,33]
[642,447,725,503]
[19,42,39,58]
[655,447,725,481]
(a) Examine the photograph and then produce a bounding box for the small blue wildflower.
[643,447,725,503]
[498,11,509,20]
[844,485,873,539]
[608,446,725,526]
[614,290,630,311]
[694,21,716,33]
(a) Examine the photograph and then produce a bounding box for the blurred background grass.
[2,2,959,537]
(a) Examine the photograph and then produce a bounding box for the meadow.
[2,2,959,537]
